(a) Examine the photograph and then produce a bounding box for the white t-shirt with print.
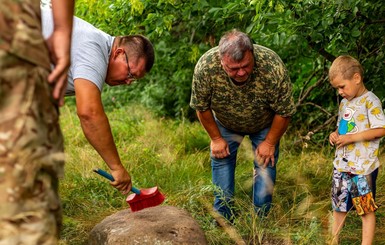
[334,91,385,175]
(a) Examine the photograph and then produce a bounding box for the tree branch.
[294,114,337,146]
[296,75,328,108]
[298,102,332,117]
[356,11,385,25]
[298,70,318,100]
[306,36,336,62]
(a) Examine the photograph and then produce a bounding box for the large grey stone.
[88,205,207,245]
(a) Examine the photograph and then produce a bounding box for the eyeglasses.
[123,51,137,81]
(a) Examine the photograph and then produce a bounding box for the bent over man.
[190,29,295,222]
[42,8,155,195]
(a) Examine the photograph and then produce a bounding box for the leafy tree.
[249,0,385,143]
[74,0,385,143]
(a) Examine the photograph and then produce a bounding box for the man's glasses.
[123,51,137,81]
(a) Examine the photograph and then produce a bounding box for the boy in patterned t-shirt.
[328,55,385,244]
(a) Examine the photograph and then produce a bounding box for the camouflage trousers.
[0,51,65,245]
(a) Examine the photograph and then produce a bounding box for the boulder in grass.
[88,205,207,245]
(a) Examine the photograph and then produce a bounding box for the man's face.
[221,50,254,83]
[106,48,146,86]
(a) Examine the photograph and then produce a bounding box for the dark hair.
[218,29,254,61]
[117,35,155,72]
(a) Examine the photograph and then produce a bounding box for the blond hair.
[329,55,364,82]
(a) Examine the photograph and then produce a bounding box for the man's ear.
[113,47,124,59]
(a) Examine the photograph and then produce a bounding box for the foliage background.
[73,0,385,145]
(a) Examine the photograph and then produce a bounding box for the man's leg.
[212,155,236,221]
[250,127,279,217]
[0,53,64,245]
[211,120,243,222]
[252,165,277,216]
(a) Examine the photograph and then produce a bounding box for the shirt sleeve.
[367,93,385,129]
[267,62,296,117]
[190,57,212,112]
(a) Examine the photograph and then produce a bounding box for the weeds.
[59,104,385,244]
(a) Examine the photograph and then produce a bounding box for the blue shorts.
[331,168,378,215]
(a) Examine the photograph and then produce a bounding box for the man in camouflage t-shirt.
[190,29,295,221]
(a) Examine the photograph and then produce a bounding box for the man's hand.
[46,33,71,106]
[210,137,230,159]
[110,166,132,195]
[255,141,275,168]
[49,0,74,106]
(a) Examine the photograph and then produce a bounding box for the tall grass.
[58,103,385,245]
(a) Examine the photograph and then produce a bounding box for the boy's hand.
[329,132,338,146]
[335,135,352,148]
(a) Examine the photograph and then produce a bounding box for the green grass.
[58,104,385,245]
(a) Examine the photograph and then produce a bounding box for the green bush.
[74,0,385,144]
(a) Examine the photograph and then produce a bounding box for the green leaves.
[129,0,145,15]
[74,0,385,140]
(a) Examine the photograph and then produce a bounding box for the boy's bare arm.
[336,128,385,148]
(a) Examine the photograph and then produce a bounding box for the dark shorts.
[331,168,378,215]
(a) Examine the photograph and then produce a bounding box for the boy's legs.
[354,170,378,245]
[331,169,378,244]
[361,212,375,245]
[330,169,351,244]
[331,211,347,244]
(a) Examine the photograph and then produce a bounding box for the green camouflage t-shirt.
[190,44,296,133]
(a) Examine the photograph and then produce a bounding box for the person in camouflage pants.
[0,1,73,244]
[190,29,296,222]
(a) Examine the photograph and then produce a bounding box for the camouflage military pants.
[0,51,65,245]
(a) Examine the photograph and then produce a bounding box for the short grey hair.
[218,29,254,61]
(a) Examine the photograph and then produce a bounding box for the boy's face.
[330,73,362,101]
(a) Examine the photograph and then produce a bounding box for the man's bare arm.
[74,79,132,194]
[48,0,74,106]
